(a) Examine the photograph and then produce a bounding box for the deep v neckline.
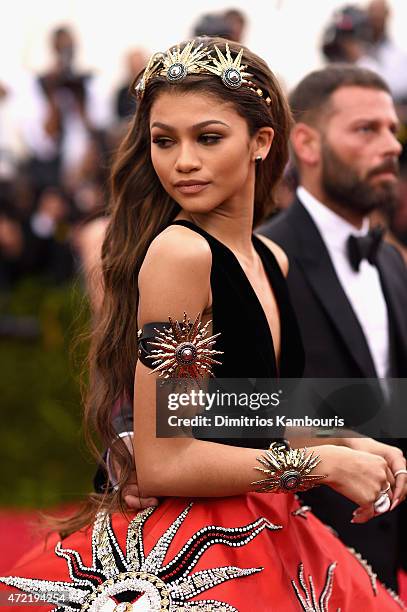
[170,220,278,369]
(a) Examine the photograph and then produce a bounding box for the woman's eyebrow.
[150,120,230,130]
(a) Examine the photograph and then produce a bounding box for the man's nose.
[382,129,402,157]
[175,144,201,173]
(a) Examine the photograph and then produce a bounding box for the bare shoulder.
[256,233,289,277]
[138,224,212,325]
[140,224,212,276]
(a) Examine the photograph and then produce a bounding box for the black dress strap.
[169,219,223,247]
[137,322,171,368]
[253,235,305,377]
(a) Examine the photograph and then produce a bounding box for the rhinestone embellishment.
[134,80,144,98]
[280,470,301,490]
[347,547,377,596]
[222,67,242,89]
[291,562,338,612]
[0,503,282,611]
[175,342,197,364]
[82,571,170,610]
[292,505,312,519]
[167,62,187,81]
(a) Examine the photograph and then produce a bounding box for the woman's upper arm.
[137,229,212,325]
[133,229,212,485]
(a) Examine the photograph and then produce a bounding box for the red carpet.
[0,507,76,574]
[0,508,406,602]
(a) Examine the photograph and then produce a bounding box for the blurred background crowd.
[1,0,407,296]
[1,0,407,535]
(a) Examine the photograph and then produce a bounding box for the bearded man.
[260,65,407,591]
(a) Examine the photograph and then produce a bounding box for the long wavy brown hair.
[60,37,292,535]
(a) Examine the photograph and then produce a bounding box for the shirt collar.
[297,186,370,254]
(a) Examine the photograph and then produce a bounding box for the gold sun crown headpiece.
[134,40,271,106]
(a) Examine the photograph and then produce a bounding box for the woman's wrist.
[337,436,374,455]
[312,444,342,487]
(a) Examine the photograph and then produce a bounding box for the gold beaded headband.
[134,40,271,106]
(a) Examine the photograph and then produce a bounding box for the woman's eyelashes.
[198,134,223,145]
[152,137,173,148]
[152,133,223,148]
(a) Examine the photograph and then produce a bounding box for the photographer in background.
[21,26,105,196]
[321,5,372,64]
[192,12,234,39]
[192,9,247,42]
[115,49,148,122]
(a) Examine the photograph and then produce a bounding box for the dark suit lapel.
[287,199,377,377]
[377,248,407,375]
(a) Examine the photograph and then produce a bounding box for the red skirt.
[0,493,404,611]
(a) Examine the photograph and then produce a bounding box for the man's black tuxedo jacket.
[259,198,407,590]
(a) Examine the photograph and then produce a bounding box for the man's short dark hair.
[289,64,391,125]
[52,26,71,40]
[224,9,246,25]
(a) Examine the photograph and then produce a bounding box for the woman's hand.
[344,438,407,510]
[108,434,159,511]
[319,445,393,522]
[121,473,159,511]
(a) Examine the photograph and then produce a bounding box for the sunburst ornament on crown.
[204,43,252,90]
[160,40,212,82]
[0,503,282,611]
[144,312,223,380]
[134,40,211,99]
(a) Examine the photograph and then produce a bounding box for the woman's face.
[149,90,257,214]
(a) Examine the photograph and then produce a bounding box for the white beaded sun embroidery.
[0,503,282,611]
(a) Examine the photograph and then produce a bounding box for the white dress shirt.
[297,186,390,379]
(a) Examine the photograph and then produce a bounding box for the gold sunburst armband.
[251,442,327,494]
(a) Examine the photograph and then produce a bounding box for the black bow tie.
[346,225,384,271]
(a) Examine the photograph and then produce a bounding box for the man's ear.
[252,127,274,162]
[290,122,321,166]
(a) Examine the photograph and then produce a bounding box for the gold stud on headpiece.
[134,40,271,106]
